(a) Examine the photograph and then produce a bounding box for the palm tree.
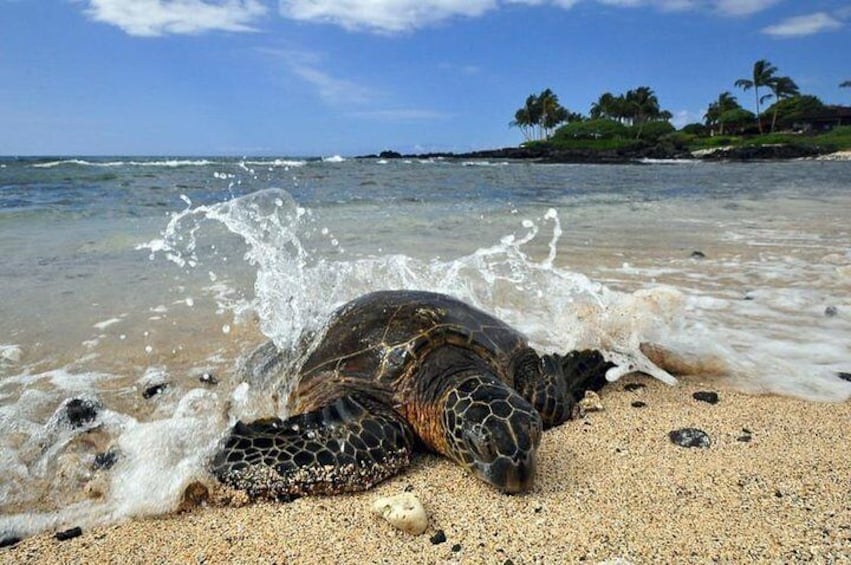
[510,89,571,141]
[537,89,570,139]
[704,91,740,135]
[735,59,778,134]
[510,94,540,142]
[590,92,617,119]
[625,86,662,139]
[767,76,800,133]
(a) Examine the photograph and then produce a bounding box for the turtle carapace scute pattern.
[211,290,615,500]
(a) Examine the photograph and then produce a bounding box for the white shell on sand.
[578,390,604,415]
[371,493,428,535]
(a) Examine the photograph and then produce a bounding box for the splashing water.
[143,188,685,393]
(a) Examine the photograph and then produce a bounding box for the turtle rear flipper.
[211,394,414,501]
[559,350,616,400]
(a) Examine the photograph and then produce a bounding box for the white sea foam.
[147,188,849,404]
[0,345,22,365]
[244,159,307,168]
[32,159,217,168]
[322,155,346,163]
[93,317,123,330]
[461,160,509,167]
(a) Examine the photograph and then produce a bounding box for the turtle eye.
[462,423,496,460]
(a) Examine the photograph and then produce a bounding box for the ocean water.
[1,156,849,538]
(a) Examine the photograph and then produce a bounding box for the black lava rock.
[737,434,753,443]
[63,398,100,429]
[631,401,647,408]
[451,543,462,552]
[430,530,447,545]
[669,428,711,448]
[55,527,82,541]
[690,250,706,259]
[378,150,402,159]
[0,536,21,548]
[824,306,838,317]
[93,447,120,471]
[837,372,851,383]
[692,391,719,404]
[142,383,168,399]
[623,383,646,392]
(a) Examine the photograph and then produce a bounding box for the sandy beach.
[6,374,850,564]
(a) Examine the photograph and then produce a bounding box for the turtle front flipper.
[211,394,414,501]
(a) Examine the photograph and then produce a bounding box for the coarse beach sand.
[6,375,851,564]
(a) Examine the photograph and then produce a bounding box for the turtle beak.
[499,451,537,494]
[475,448,537,494]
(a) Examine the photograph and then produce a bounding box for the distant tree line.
[511,60,851,144]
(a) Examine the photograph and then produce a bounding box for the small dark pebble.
[742,428,752,434]
[631,400,647,408]
[690,250,706,259]
[824,306,838,317]
[429,530,446,545]
[692,391,719,404]
[669,427,711,449]
[55,527,82,541]
[199,373,218,385]
[403,484,414,492]
[534,506,542,514]
[64,398,100,428]
[737,435,753,443]
[93,447,120,471]
[0,536,21,548]
[837,372,851,383]
[775,490,783,498]
[451,543,462,552]
[623,383,646,392]
[743,293,755,301]
[504,560,516,565]
[142,383,168,399]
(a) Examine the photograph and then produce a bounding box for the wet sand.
[7,375,851,564]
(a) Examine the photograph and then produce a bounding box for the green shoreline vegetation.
[511,60,851,158]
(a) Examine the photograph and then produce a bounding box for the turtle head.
[442,375,543,493]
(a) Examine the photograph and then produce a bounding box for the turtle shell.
[288,290,531,415]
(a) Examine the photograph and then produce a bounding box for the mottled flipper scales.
[211,394,414,501]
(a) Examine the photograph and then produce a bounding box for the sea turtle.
[211,290,615,500]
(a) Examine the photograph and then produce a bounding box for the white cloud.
[761,12,844,37]
[81,0,267,37]
[277,0,782,33]
[279,0,497,33]
[712,0,779,17]
[76,0,791,37]
[260,48,378,105]
[290,65,377,105]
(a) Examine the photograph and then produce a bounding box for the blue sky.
[1,1,849,156]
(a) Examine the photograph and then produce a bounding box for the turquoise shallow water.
[1,156,850,536]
